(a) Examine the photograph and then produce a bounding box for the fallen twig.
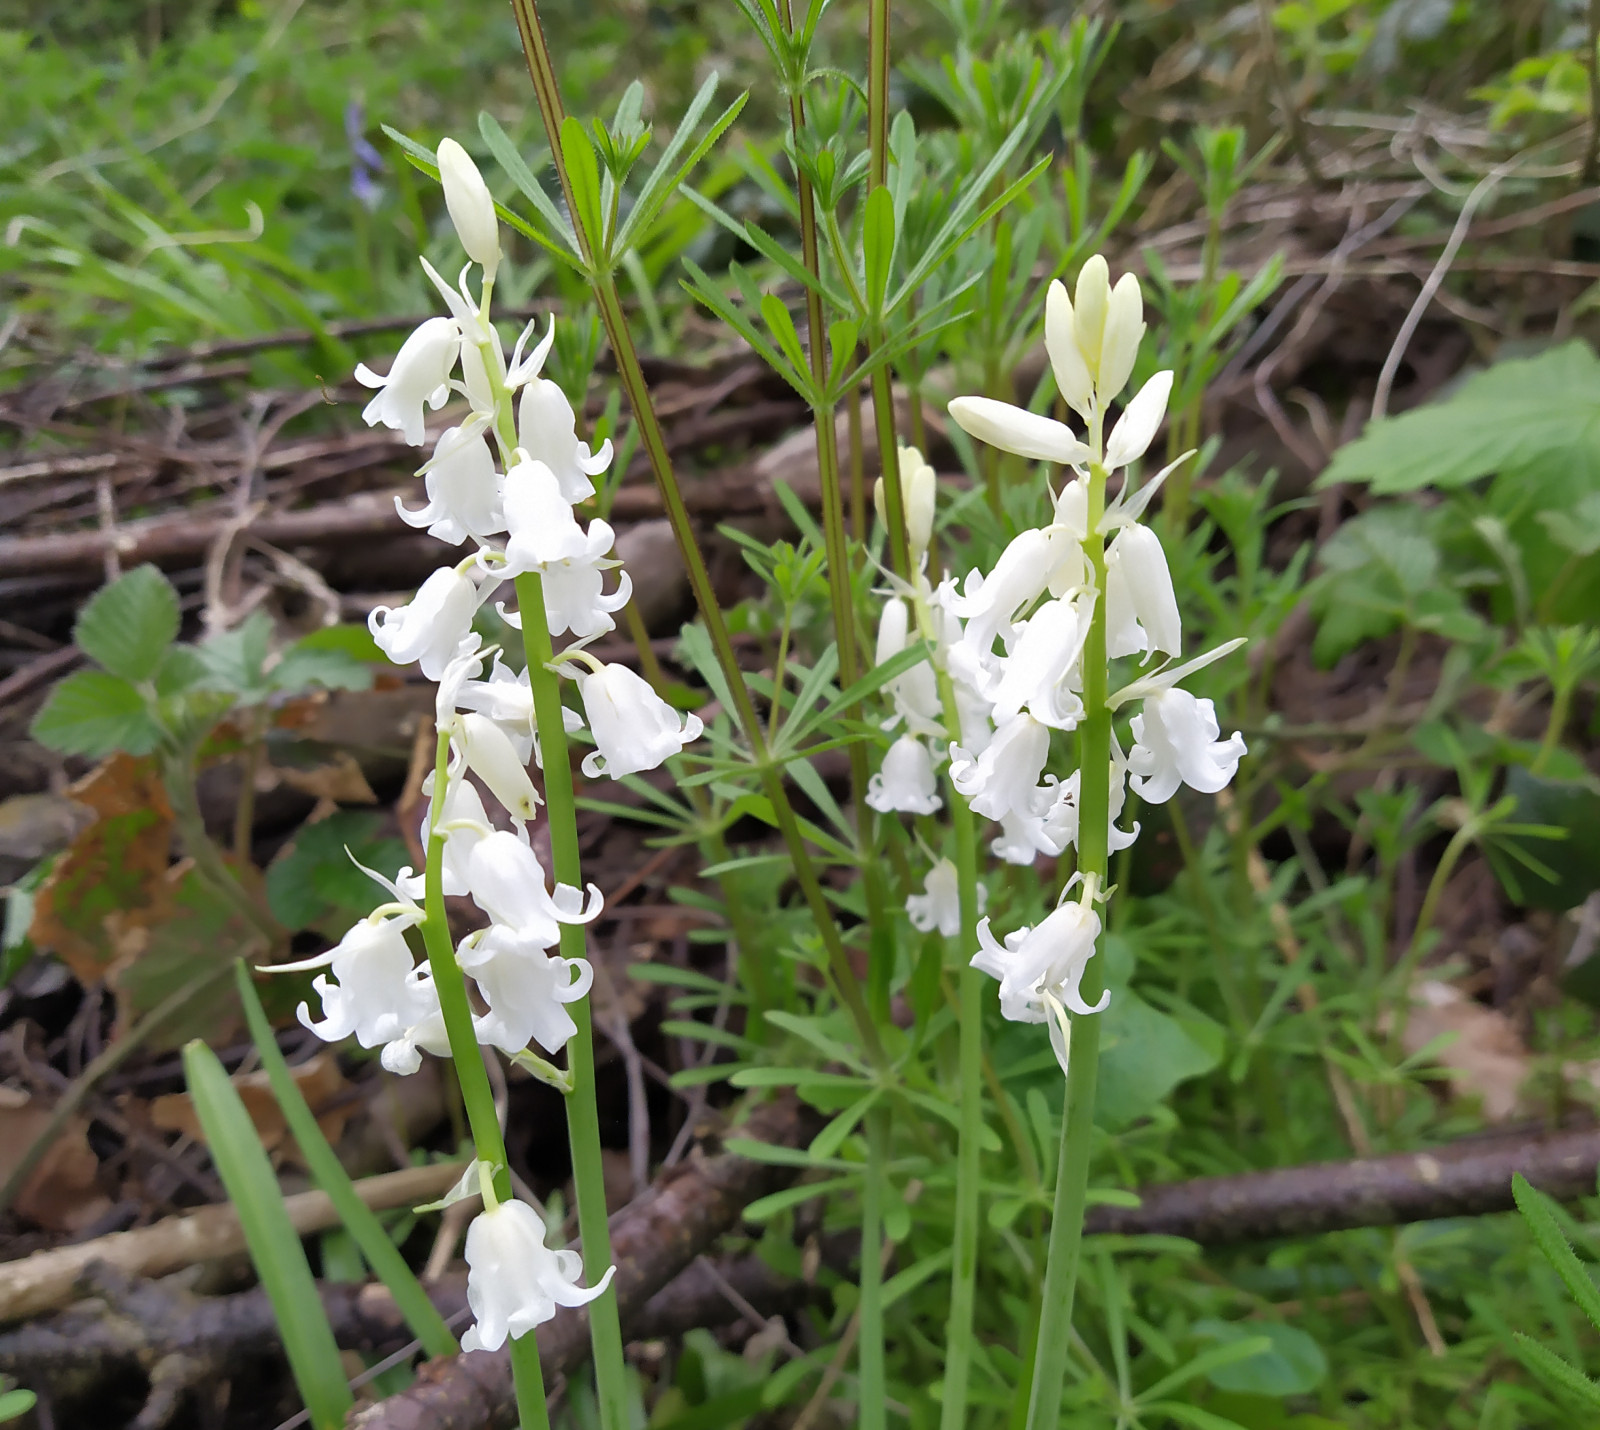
[1085,1124,1600,1244]
[349,1094,814,1430]
[0,1162,464,1324]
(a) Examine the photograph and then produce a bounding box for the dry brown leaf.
[1402,980,1532,1123]
[0,1087,111,1233]
[270,750,377,805]
[150,1052,352,1165]
[28,754,174,988]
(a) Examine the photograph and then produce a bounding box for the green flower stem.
[932,664,983,1430]
[869,366,912,580]
[867,0,890,189]
[419,732,551,1430]
[508,0,884,1067]
[1023,437,1113,1430]
[858,1105,889,1430]
[772,0,896,1024]
[514,572,630,1430]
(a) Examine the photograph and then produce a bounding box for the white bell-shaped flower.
[294,915,426,1050]
[455,712,541,821]
[540,540,632,640]
[949,713,1050,822]
[943,527,1054,666]
[518,377,613,503]
[971,893,1109,1025]
[1104,371,1173,471]
[502,453,612,574]
[990,803,1068,866]
[906,858,986,937]
[985,593,1093,728]
[354,316,461,446]
[1127,688,1247,804]
[460,1197,615,1352]
[866,734,943,816]
[397,425,504,547]
[369,566,480,680]
[946,396,1091,468]
[1038,764,1140,855]
[465,829,603,947]
[457,654,585,768]
[1104,524,1182,659]
[436,137,500,281]
[460,925,593,1057]
[577,663,703,778]
[377,981,452,1076]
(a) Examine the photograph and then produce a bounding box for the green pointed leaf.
[74,564,179,681]
[862,184,895,316]
[182,1040,352,1428]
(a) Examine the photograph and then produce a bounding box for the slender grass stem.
[514,573,629,1430]
[1023,435,1113,1430]
[419,732,551,1430]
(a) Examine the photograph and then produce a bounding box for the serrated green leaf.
[1321,342,1600,494]
[29,670,161,758]
[1514,1173,1600,1333]
[1511,1333,1600,1409]
[74,565,180,681]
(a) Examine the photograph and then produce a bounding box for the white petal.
[1104,370,1173,471]
[947,396,1090,466]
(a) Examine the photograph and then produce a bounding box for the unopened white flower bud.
[1104,370,1172,471]
[1072,256,1111,372]
[1097,272,1145,404]
[457,712,542,821]
[1045,279,1095,420]
[947,396,1090,467]
[436,137,500,281]
[1104,524,1181,658]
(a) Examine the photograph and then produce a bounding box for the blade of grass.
[182,1039,353,1430]
[233,961,457,1359]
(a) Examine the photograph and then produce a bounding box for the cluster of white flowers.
[871,257,1247,1067]
[286,138,701,1352]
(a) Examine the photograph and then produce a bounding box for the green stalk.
[910,636,981,1430]
[514,572,630,1430]
[419,731,551,1430]
[858,1106,889,1430]
[1023,428,1112,1430]
[507,0,884,1066]
[771,0,896,1024]
[867,0,890,188]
